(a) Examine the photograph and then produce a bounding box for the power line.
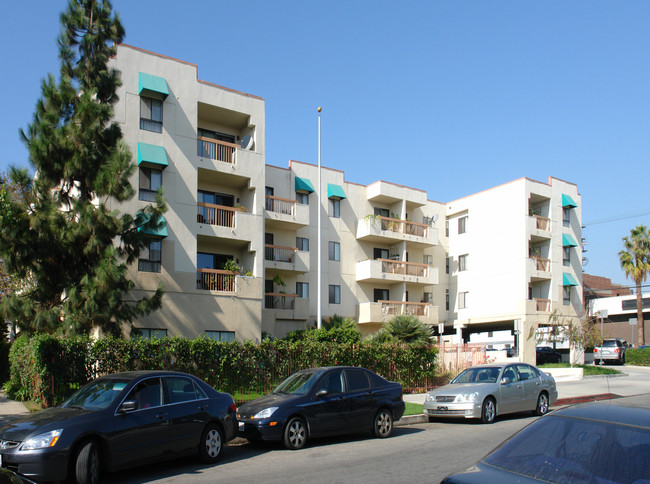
[583,210,650,227]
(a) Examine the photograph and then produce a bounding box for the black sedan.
[237,366,405,449]
[442,394,650,483]
[535,346,562,365]
[0,371,237,484]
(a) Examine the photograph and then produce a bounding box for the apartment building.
[109,45,583,364]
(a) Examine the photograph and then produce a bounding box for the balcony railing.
[265,195,296,216]
[197,202,240,227]
[265,292,298,310]
[379,300,431,317]
[533,215,550,231]
[379,258,429,277]
[531,256,550,271]
[534,298,551,312]
[197,136,238,164]
[197,269,238,292]
[378,217,429,238]
[265,244,297,263]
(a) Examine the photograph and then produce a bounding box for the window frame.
[205,330,235,342]
[296,237,309,251]
[328,241,341,261]
[138,239,162,273]
[329,198,341,218]
[459,291,468,309]
[140,97,163,133]
[458,254,468,272]
[139,166,162,202]
[458,216,467,234]
[563,246,571,267]
[296,192,309,205]
[563,207,571,227]
[296,282,309,299]
[563,286,571,305]
[329,284,341,304]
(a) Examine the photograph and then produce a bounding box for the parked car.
[535,346,562,365]
[424,363,557,424]
[442,394,650,483]
[237,366,405,449]
[594,338,628,365]
[0,371,237,484]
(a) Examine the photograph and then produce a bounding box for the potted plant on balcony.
[364,213,381,228]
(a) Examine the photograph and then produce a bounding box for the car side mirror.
[119,399,138,413]
[316,389,328,398]
[500,377,511,385]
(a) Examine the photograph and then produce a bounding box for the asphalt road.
[104,412,539,484]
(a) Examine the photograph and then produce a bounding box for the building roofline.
[447,176,581,205]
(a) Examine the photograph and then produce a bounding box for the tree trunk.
[637,280,645,346]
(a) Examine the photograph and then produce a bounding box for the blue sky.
[2,1,650,288]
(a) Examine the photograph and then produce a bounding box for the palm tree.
[384,314,433,345]
[321,314,357,331]
[619,224,650,346]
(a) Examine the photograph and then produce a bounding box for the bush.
[625,347,650,366]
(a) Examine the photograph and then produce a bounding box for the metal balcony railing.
[265,244,297,263]
[379,300,432,317]
[378,258,429,278]
[197,137,238,164]
[265,293,298,310]
[265,195,296,216]
[196,269,238,292]
[197,202,240,227]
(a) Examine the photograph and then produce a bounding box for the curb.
[553,393,619,406]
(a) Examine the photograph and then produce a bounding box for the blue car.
[237,366,405,449]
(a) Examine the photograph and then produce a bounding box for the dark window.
[296,192,309,205]
[140,97,163,133]
[445,289,449,310]
[165,376,200,404]
[346,369,370,392]
[126,377,162,409]
[329,241,340,261]
[296,237,309,251]
[197,252,230,270]
[198,190,234,207]
[563,286,571,305]
[563,247,571,267]
[197,128,235,144]
[368,372,388,388]
[317,370,344,395]
[329,198,340,218]
[374,207,389,218]
[446,257,450,274]
[563,207,571,227]
[374,288,389,302]
[205,330,235,342]
[265,186,274,211]
[131,328,167,339]
[296,282,309,298]
[139,240,161,273]
[139,167,162,201]
[329,285,341,304]
[374,248,389,260]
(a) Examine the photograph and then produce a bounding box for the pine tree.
[0,0,165,336]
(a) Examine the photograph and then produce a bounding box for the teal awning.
[137,143,168,168]
[562,194,578,208]
[327,183,346,199]
[136,212,168,238]
[562,234,578,247]
[563,273,578,286]
[295,176,315,193]
[139,72,169,99]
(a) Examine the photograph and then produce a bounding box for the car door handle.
[155,413,168,420]
[198,404,208,411]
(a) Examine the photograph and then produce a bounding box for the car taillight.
[594,348,599,352]
[615,348,620,353]
[230,403,237,412]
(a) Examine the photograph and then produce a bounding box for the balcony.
[534,298,551,312]
[358,301,438,325]
[196,204,256,243]
[196,269,238,292]
[356,217,438,247]
[265,195,309,229]
[528,215,551,242]
[528,256,552,282]
[265,293,309,320]
[264,245,309,273]
[197,203,240,227]
[197,137,237,164]
[356,259,438,285]
[196,139,258,184]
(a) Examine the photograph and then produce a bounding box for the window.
[346,369,370,391]
[329,198,340,218]
[563,286,571,305]
[139,240,161,273]
[205,330,235,342]
[316,370,344,395]
[374,288,389,302]
[459,291,468,309]
[197,128,235,143]
[563,207,571,227]
[296,192,309,205]
[296,282,309,299]
[445,289,449,310]
[265,186,274,211]
[374,248,389,260]
[329,284,341,304]
[139,167,162,202]
[458,216,467,234]
[329,241,340,261]
[166,376,206,403]
[446,257,450,274]
[459,254,468,272]
[132,328,167,339]
[140,97,163,133]
[445,220,449,237]
[423,254,433,266]
[423,292,433,303]
[126,377,162,408]
[197,190,234,207]
[374,207,390,218]
[563,247,571,267]
[296,237,309,251]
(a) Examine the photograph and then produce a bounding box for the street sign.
[629,318,638,326]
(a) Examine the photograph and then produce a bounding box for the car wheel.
[481,398,496,424]
[427,416,436,423]
[199,423,223,463]
[283,417,307,450]
[75,440,100,484]
[373,409,393,438]
[535,392,549,416]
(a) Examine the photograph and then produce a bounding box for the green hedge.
[6,335,439,407]
[625,347,650,366]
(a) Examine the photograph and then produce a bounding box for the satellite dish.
[432,214,439,224]
[240,135,254,150]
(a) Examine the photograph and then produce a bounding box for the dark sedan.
[0,371,237,484]
[442,394,650,483]
[237,366,405,449]
[535,346,562,365]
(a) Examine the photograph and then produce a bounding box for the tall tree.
[0,0,165,336]
[619,224,650,346]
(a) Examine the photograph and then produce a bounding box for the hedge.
[6,335,439,407]
[625,347,650,366]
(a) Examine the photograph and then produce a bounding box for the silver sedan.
[423,363,558,424]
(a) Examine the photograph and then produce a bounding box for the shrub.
[625,347,650,366]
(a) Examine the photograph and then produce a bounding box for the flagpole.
[317,106,322,329]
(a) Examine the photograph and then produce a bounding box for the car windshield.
[602,340,617,347]
[61,378,130,410]
[274,371,319,395]
[484,415,650,482]
[451,367,502,384]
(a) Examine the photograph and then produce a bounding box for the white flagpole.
[317,107,322,329]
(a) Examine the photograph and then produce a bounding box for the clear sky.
[2,1,649,289]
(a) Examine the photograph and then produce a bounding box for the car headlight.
[425,393,434,402]
[456,392,479,403]
[253,407,278,419]
[22,429,62,450]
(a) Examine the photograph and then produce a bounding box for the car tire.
[199,423,223,463]
[427,416,436,423]
[283,417,307,450]
[534,392,549,416]
[75,440,100,484]
[480,398,496,424]
[373,408,393,438]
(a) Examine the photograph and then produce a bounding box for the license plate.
[438,406,448,411]
[238,422,244,431]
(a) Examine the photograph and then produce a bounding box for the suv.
[594,339,628,365]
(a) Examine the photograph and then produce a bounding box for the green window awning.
[139,72,169,99]
[137,143,168,168]
[136,212,168,238]
[563,272,578,286]
[295,176,315,193]
[562,234,578,247]
[562,194,578,208]
[327,183,346,199]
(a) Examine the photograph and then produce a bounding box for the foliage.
[0,1,166,336]
[382,314,433,345]
[618,224,650,346]
[625,347,650,366]
[322,314,357,331]
[223,259,242,273]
